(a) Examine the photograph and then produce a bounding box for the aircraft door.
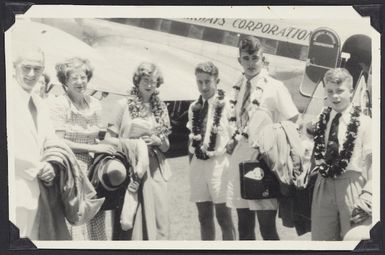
[300,28,341,97]
[352,72,371,117]
[300,28,342,124]
[341,34,371,116]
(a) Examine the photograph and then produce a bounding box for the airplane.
[8,18,373,157]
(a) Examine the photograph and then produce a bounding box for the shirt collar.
[65,93,91,113]
[202,94,216,105]
[247,69,268,88]
[330,104,352,124]
[13,79,33,106]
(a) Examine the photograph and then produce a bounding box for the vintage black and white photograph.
[4,5,381,250]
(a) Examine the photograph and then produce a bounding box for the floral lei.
[189,89,225,160]
[313,106,361,178]
[228,76,262,142]
[127,86,171,138]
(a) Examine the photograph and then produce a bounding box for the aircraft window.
[299,46,309,61]
[223,31,239,47]
[188,25,204,39]
[169,21,190,37]
[106,18,141,27]
[276,42,307,61]
[202,27,225,44]
[262,38,278,55]
[139,19,162,30]
[159,20,172,33]
[106,18,307,62]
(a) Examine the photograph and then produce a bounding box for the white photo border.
[4,5,382,251]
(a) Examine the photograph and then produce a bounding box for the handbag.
[239,159,282,200]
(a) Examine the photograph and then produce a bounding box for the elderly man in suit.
[8,44,57,239]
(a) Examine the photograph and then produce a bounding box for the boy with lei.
[311,68,372,240]
[225,35,299,240]
[186,62,235,240]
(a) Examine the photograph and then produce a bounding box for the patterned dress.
[49,94,108,240]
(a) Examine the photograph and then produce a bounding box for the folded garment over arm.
[38,139,104,240]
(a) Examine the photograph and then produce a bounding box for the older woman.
[49,57,116,240]
[106,62,172,240]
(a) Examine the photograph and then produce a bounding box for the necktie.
[200,99,209,138]
[325,112,342,164]
[28,96,38,131]
[240,80,251,127]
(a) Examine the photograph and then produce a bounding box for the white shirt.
[187,93,232,157]
[234,69,298,125]
[326,106,372,176]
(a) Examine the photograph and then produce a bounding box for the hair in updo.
[55,57,94,85]
[132,62,164,88]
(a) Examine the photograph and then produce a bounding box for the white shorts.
[226,138,278,210]
[189,154,229,204]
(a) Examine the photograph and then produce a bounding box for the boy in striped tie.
[225,35,298,240]
[311,68,372,240]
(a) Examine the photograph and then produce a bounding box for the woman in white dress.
[107,62,172,240]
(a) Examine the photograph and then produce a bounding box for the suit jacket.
[9,82,56,222]
[256,121,309,189]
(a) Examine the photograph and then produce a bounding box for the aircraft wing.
[9,19,127,97]
[79,19,306,103]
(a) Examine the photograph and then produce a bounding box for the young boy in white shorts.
[311,68,372,240]
[187,62,235,240]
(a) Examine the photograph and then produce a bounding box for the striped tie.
[240,80,251,127]
[325,112,341,164]
[200,99,209,138]
[28,96,38,131]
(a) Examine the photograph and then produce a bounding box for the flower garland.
[127,86,171,138]
[228,77,263,143]
[189,89,226,160]
[229,84,249,141]
[313,106,361,178]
